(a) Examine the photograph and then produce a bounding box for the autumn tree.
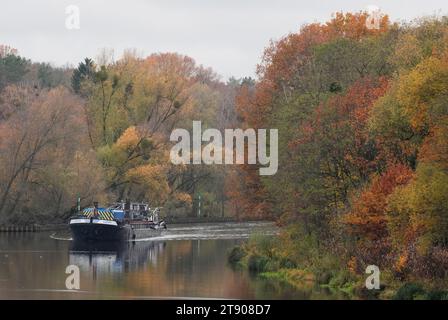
[0,86,105,223]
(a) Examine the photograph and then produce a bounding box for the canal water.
[0,222,341,299]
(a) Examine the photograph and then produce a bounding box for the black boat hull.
[70,221,130,242]
[69,218,164,242]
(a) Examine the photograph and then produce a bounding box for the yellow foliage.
[175,192,192,205]
[397,55,448,129]
[387,163,448,254]
[115,126,140,151]
[390,33,423,70]
[347,256,358,275]
[126,164,170,203]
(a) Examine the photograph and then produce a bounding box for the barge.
[69,201,166,242]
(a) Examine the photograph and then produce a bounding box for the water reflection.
[69,241,166,275]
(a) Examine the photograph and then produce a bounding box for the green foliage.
[227,246,246,264]
[247,254,271,273]
[313,34,395,89]
[393,283,425,300]
[259,269,315,289]
[424,290,448,300]
[392,283,448,300]
[0,53,28,90]
[71,58,96,94]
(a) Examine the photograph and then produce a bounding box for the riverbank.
[0,224,67,233]
[227,232,448,300]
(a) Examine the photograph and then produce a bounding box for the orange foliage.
[347,256,359,275]
[395,252,409,274]
[345,164,414,240]
[225,166,272,219]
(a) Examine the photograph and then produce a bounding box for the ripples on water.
[137,221,279,241]
[49,221,279,242]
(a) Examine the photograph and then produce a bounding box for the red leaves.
[289,77,389,179]
[325,12,390,40]
[345,163,414,240]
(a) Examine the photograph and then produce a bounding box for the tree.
[0,86,104,223]
[388,119,448,255]
[0,47,28,91]
[71,58,96,94]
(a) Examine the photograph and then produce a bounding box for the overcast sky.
[1,0,448,79]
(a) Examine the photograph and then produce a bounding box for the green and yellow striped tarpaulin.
[82,208,114,221]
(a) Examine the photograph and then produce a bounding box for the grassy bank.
[228,229,448,300]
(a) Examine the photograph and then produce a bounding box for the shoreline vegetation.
[2,10,448,300]
[228,232,448,300]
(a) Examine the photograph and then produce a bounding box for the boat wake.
[50,233,72,241]
[134,221,279,242]
[51,221,278,242]
[133,232,273,242]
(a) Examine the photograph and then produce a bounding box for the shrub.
[424,290,448,300]
[227,246,246,264]
[393,283,425,300]
[248,233,278,257]
[248,254,269,273]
